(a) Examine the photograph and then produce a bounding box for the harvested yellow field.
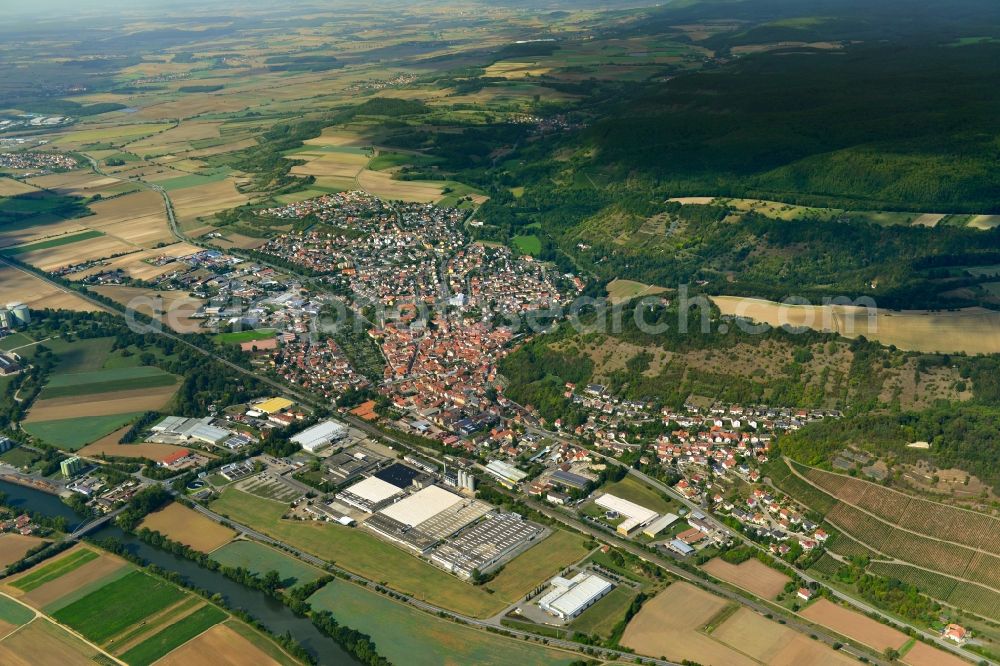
[621,582,756,665]
[140,503,236,553]
[969,215,1000,230]
[185,138,257,158]
[912,213,945,227]
[712,607,856,666]
[0,264,102,313]
[79,426,192,460]
[0,178,38,196]
[18,236,136,272]
[902,640,970,666]
[484,61,553,78]
[170,179,248,225]
[127,121,222,150]
[0,617,102,666]
[0,220,89,249]
[50,123,175,147]
[668,196,718,204]
[155,623,280,666]
[25,385,178,422]
[711,296,1000,355]
[800,599,907,653]
[702,557,789,600]
[25,171,120,196]
[133,96,251,121]
[0,535,46,568]
[82,191,171,246]
[289,152,369,178]
[304,131,365,147]
[356,169,443,202]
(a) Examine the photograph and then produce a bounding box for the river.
[0,480,359,665]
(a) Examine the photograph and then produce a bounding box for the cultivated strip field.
[0,543,280,665]
[140,503,237,553]
[702,557,790,600]
[620,582,756,665]
[0,265,101,313]
[799,598,907,653]
[712,607,856,665]
[0,535,46,568]
[154,622,281,666]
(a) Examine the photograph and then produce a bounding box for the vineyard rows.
[800,465,1000,554]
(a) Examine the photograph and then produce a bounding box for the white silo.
[6,303,29,326]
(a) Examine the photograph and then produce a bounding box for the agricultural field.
[711,296,1000,355]
[78,426,192,461]
[307,579,579,666]
[0,543,281,665]
[799,598,908,653]
[154,621,287,666]
[801,465,1000,554]
[211,541,323,590]
[0,613,111,665]
[702,557,790,600]
[569,585,637,638]
[139,503,237,553]
[620,581,757,665]
[485,529,590,603]
[605,278,669,304]
[89,284,205,333]
[600,476,676,514]
[209,488,507,617]
[0,264,101,313]
[0,534,46,568]
[0,178,37,197]
[0,230,104,256]
[711,607,856,666]
[22,346,179,450]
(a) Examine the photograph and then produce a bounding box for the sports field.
[140,502,237,553]
[211,540,322,589]
[210,488,506,617]
[308,579,579,666]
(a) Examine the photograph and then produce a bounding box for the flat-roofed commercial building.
[336,476,405,512]
[291,420,348,453]
[595,493,658,535]
[430,512,542,578]
[642,512,680,538]
[538,573,613,620]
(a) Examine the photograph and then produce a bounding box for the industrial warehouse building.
[595,493,659,535]
[430,512,541,577]
[538,573,613,620]
[642,512,680,538]
[150,416,232,446]
[291,420,348,452]
[364,485,493,553]
[336,475,405,512]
